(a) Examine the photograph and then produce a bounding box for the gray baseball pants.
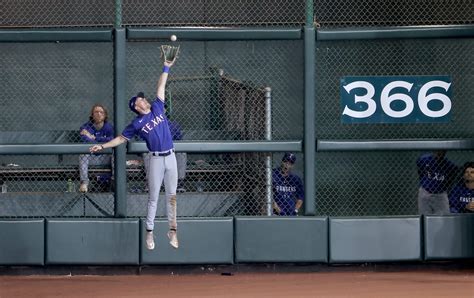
[145,152,178,231]
[417,187,450,215]
[79,154,113,184]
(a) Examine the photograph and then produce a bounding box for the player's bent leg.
[79,154,90,192]
[144,155,166,249]
[164,154,178,248]
[165,193,178,248]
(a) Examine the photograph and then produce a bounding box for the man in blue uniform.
[143,108,187,193]
[272,152,304,216]
[416,150,458,215]
[79,104,114,193]
[449,162,474,213]
[89,59,179,250]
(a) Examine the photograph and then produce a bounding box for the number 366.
[342,80,452,119]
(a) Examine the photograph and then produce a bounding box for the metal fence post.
[304,0,316,216]
[265,87,273,216]
[114,28,127,217]
[115,0,122,29]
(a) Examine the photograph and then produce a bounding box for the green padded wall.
[424,214,474,260]
[329,217,422,263]
[46,219,139,265]
[0,219,44,265]
[234,217,328,263]
[140,218,234,264]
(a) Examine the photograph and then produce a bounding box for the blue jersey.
[449,184,474,213]
[272,168,304,216]
[169,120,183,141]
[79,121,114,143]
[416,154,457,194]
[122,98,174,152]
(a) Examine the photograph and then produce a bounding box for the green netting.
[0,42,114,143]
[0,1,472,220]
[122,0,305,27]
[314,0,474,28]
[0,154,114,218]
[126,152,264,217]
[3,1,472,29]
[315,150,473,216]
[1,0,305,28]
[126,40,304,140]
[1,0,115,28]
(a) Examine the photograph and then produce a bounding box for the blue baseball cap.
[129,92,145,114]
[282,152,296,164]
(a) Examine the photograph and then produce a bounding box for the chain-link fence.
[315,38,474,140]
[126,40,304,140]
[0,42,114,143]
[3,1,472,29]
[123,0,305,27]
[0,151,305,218]
[0,42,114,218]
[1,0,116,28]
[125,152,305,217]
[315,150,473,216]
[314,0,474,28]
[0,154,114,218]
[0,0,305,28]
[1,1,473,220]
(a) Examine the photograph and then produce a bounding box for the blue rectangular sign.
[341,76,452,124]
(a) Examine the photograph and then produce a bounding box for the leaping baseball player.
[89,47,180,250]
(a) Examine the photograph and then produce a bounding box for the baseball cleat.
[146,231,155,250]
[167,230,179,249]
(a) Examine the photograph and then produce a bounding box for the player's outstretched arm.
[89,136,127,153]
[156,61,174,102]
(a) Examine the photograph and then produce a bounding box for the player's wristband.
[100,145,104,150]
[162,66,170,73]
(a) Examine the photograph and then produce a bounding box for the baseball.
[170,35,177,42]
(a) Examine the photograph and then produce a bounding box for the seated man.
[449,162,474,213]
[272,152,304,216]
[79,104,114,193]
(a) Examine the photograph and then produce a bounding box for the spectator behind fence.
[272,152,304,216]
[79,104,114,193]
[416,150,458,215]
[449,162,474,213]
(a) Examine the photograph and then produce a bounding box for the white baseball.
[170,35,177,42]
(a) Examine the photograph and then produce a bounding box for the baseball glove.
[160,45,180,64]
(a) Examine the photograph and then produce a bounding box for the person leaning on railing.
[79,104,114,193]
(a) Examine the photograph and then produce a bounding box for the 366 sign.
[340,76,452,123]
